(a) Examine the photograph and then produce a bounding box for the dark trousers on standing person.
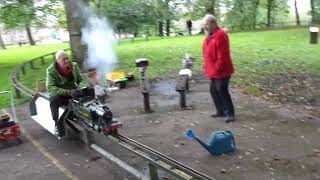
[210,76,235,121]
[49,95,72,136]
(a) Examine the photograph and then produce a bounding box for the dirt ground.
[107,77,320,180]
[2,76,320,180]
[260,72,320,117]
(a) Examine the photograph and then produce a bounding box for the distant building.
[1,27,69,45]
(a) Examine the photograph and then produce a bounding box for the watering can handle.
[221,131,233,136]
[222,131,236,148]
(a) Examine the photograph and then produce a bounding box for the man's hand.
[69,89,83,98]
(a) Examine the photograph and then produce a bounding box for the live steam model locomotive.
[70,95,121,135]
[30,87,121,138]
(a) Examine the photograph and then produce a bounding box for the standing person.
[202,14,235,123]
[46,50,87,137]
[186,20,192,36]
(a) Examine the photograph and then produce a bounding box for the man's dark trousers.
[210,76,234,117]
[49,95,72,134]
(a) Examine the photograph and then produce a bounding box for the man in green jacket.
[46,50,87,137]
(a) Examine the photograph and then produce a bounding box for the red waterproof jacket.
[203,27,235,79]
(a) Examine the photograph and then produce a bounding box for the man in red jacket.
[202,14,235,123]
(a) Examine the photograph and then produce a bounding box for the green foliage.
[311,0,320,23]
[223,0,289,29]
[154,0,177,21]
[224,0,259,28]
[264,0,290,23]
[0,0,61,29]
[0,0,35,28]
[53,5,67,29]
[98,0,156,35]
[181,0,291,30]
[1,28,320,108]
[97,0,179,36]
[184,0,221,20]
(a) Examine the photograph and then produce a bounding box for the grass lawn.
[0,44,69,107]
[117,27,320,96]
[0,27,319,107]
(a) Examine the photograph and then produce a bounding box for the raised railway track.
[10,52,215,180]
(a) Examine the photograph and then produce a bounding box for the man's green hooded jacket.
[46,62,87,96]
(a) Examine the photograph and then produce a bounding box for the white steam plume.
[70,0,118,84]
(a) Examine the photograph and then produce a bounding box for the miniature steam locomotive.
[30,88,121,138]
[70,96,121,135]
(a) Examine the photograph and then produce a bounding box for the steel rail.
[109,133,215,180]
[10,51,216,180]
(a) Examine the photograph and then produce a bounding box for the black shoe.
[225,116,235,123]
[211,113,226,118]
[54,126,62,139]
[54,125,65,139]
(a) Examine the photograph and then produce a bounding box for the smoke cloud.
[70,0,118,84]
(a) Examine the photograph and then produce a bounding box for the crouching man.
[46,50,88,138]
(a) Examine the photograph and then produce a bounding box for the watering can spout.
[195,138,215,155]
[185,129,215,155]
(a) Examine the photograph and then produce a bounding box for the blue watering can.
[185,129,236,156]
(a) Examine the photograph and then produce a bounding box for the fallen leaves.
[272,155,281,161]
[307,150,320,158]
[220,168,227,174]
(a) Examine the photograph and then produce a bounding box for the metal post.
[176,75,189,109]
[179,91,186,109]
[143,93,151,113]
[176,55,195,110]
[30,61,34,69]
[40,57,45,65]
[136,58,151,113]
[21,65,25,75]
[83,129,94,151]
[140,69,151,113]
[148,163,159,180]
[14,87,21,99]
[310,31,318,44]
[186,80,189,92]
[16,71,20,81]
[8,91,17,122]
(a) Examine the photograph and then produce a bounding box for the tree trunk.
[206,0,215,15]
[166,19,170,36]
[266,0,273,27]
[159,21,164,36]
[63,0,88,69]
[118,29,121,39]
[238,1,245,29]
[134,31,138,37]
[25,26,35,46]
[311,0,316,24]
[0,30,6,49]
[294,0,300,26]
[253,0,260,28]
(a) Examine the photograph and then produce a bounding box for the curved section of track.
[11,51,215,180]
